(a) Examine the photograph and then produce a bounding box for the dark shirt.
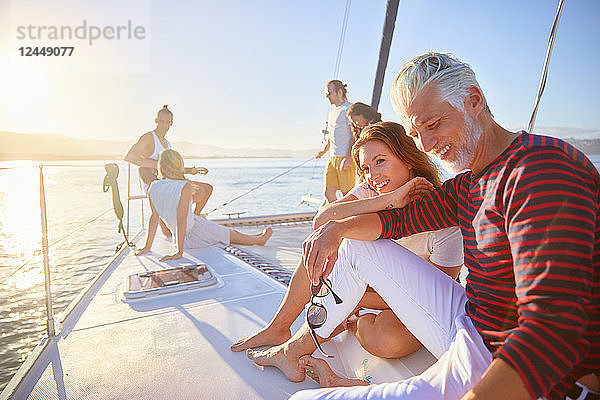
[377,132,600,399]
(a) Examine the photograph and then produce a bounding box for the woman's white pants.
[290,239,492,400]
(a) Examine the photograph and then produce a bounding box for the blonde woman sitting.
[136,149,272,261]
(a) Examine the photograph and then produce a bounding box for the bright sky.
[0,0,598,151]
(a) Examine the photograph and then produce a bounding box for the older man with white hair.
[247,52,599,400]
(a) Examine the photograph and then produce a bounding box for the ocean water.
[1,154,599,392]
[0,157,325,392]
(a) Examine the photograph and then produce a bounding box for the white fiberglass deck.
[4,221,436,399]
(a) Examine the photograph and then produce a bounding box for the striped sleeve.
[493,148,597,399]
[376,173,465,240]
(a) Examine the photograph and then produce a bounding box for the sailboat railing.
[126,163,147,239]
[38,165,56,338]
[0,162,146,339]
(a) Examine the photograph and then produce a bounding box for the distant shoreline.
[1,153,598,163]
[0,131,316,161]
[0,154,302,162]
[1,130,598,161]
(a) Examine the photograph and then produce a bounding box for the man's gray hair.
[390,52,492,123]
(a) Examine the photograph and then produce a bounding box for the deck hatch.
[123,264,217,299]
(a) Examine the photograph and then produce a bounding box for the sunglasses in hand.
[306,277,343,358]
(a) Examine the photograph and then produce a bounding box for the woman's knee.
[358,311,421,359]
[324,187,337,201]
[192,182,212,195]
[199,183,213,197]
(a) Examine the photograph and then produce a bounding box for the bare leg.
[158,218,172,238]
[324,187,338,203]
[231,260,311,352]
[299,355,369,388]
[189,181,213,216]
[229,227,273,246]
[347,310,422,359]
[246,323,319,382]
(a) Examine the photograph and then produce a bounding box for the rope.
[0,208,113,285]
[303,158,320,199]
[527,0,565,134]
[206,157,315,216]
[333,0,352,79]
[47,208,114,249]
[307,1,350,200]
[304,126,329,199]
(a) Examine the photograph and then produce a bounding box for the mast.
[371,0,400,111]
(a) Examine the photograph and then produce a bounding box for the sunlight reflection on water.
[0,155,598,392]
[0,168,40,264]
[0,158,324,391]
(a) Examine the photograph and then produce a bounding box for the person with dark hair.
[288,52,599,400]
[124,105,208,237]
[347,102,382,140]
[234,122,463,370]
[316,80,355,202]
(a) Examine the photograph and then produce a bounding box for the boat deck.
[4,220,436,399]
[233,221,313,273]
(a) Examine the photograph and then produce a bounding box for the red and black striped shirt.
[377,132,599,399]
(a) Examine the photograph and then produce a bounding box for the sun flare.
[0,167,42,289]
[1,62,53,135]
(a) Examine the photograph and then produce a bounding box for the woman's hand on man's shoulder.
[388,177,434,209]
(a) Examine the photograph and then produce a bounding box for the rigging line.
[305,157,320,196]
[333,0,352,78]
[0,252,43,285]
[305,127,329,197]
[206,157,316,216]
[46,208,114,249]
[0,208,113,285]
[527,0,565,134]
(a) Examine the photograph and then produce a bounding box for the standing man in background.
[293,52,599,400]
[124,104,206,237]
[316,80,355,203]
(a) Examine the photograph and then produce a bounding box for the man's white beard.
[439,113,482,173]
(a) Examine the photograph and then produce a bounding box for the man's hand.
[340,156,351,170]
[387,177,434,209]
[160,252,183,261]
[188,166,208,175]
[302,220,344,285]
[315,150,326,159]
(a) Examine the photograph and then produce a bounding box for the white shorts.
[184,215,231,248]
[291,239,492,400]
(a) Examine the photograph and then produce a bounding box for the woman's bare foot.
[299,355,369,388]
[230,326,292,352]
[246,345,305,382]
[256,226,273,246]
